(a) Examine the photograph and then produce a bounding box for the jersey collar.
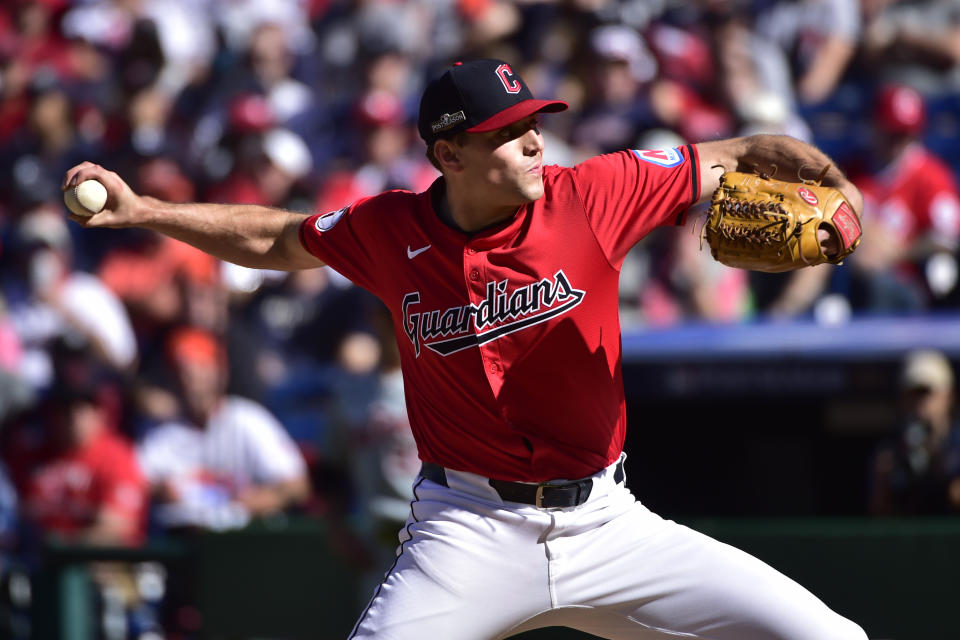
[424,177,530,249]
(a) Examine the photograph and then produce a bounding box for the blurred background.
[1,0,960,638]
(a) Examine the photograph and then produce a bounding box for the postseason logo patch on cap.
[431,110,466,133]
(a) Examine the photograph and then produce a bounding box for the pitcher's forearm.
[137,198,319,270]
[697,135,863,216]
[707,135,841,183]
[737,135,864,217]
[63,162,324,271]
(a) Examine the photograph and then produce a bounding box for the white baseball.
[64,179,108,217]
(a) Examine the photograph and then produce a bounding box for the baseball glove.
[703,168,862,273]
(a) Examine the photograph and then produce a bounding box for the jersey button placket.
[464,248,504,390]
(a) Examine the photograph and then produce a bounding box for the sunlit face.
[456,115,546,206]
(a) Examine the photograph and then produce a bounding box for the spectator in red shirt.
[849,84,960,311]
[11,376,146,547]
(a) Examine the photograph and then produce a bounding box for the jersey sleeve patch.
[632,148,683,168]
[315,206,348,232]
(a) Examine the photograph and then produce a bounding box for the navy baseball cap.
[418,59,568,144]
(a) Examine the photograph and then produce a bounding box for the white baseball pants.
[348,455,868,640]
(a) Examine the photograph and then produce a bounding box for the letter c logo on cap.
[496,64,522,94]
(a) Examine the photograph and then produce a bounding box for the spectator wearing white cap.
[869,349,960,515]
[205,125,313,209]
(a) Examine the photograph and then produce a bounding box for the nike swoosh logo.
[407,244,431,259]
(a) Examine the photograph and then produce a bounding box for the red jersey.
[854,143,960,250]
[301,146,700,481]
[19,429,147,546]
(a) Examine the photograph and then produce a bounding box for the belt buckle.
[535,482,567,509]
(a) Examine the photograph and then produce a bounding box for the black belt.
[419,460,625,509]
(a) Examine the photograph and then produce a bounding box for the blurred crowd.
[2,0,960,637]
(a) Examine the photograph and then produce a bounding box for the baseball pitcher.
[63,59,866,640]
